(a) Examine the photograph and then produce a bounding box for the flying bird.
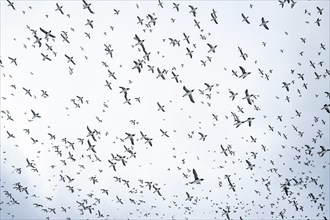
[190,169,204,184]
[260,17,269,30]
[82,0,95,14]
[183,86,195,103]
[55,3,64,14]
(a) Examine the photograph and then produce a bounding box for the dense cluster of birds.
[1,0,329,219]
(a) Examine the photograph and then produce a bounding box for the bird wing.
[134,34,140,42]
[192,169,199,180]
[264,24,269,30]
[189,94,195,103]
[239,66,245,74]
[247,97,252,105]
[39,27,47,34]
[87,6,94,14]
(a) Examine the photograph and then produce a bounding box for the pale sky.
[0,0,329,219]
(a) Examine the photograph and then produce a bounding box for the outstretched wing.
[264,24,269,30]
[192,169,198,180]
[39,27,47,34]
[239,66,246,74]
[189,94,195,103]
[261,17,265,23]
[245,89,249,97]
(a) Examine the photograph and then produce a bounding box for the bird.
[316,6,323,15]
[198,132,207,141]
[55,3,64,14]
[65,54,76,65]
[188,5,197,17]
[211,12,218,24]
[105,80,112,90]
[132,60,142,73]
[125,133,135,145]
[171,71,180,83]
[34,35,42,47]
[6,131,15,138]
[183,86,195,103]
[137,16,144,25]
[156,68,166,80]
[157,0,163,8]
[107,69,117,79]
[85,19,94,28]
[87,139,96,153]
[204,83,214,91]
[246,160,255,170]
[160,129,169,137]
[157,102,165,112]
[207,43,217,53]
[321,104,330,113]
[282,82,290,91]
[242,89,255,105]
[229,90,238,100]
[82,0,95,14]
[114,9,120,15]
[185,192,193,201]
[31,109,41,119]
[173,3,180,11]
[40,28,56,40]
[239,66,251,79]
[7,0,15,10]
[243,117,255,127]
[238,47,248,60]
[183,33,190,44]
[220,145,228,156]
[41,53,51,61]
[8,57,17,66]
[26,158,35,168]
[186,47,194,58]
[189,169,204,184]
[86,126,97,142]
[147,14,157,26]
[260,17,269,30]
[241,13,250,24]
[318,146,329,157]
[23,87,32,97]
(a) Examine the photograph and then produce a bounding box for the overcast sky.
[1,0,329,219]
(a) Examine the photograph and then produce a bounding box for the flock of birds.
[1,0,329,219]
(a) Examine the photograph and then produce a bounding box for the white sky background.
[0,0,329,219]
